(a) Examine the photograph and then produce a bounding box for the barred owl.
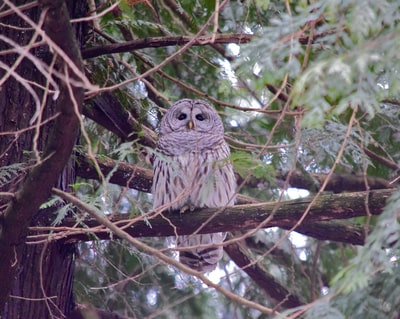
[152,99,236,272]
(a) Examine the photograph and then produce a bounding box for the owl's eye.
[195,114,205,121]
[178,113,187,120]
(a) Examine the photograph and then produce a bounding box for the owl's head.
[159,99,224,136]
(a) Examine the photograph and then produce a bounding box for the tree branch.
[81,34,253,59]
[52,188,276,315]
[362,147,400,171]
[282,170,394,193]
[83,92,157,148]
[73,153,390,244]
[30,189,393,244]
[224,236,305,309]
[280,220,368,245]
[75,153,394,196]
[76,153,153,193]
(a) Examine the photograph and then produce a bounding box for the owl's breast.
[156,132,225,156]
[152,143,236,211]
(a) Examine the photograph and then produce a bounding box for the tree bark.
[75,153,395,196]
[0,0,85,317]
[81,33,253,59]
[224,237,305,309]
[4,241,75,318]
[32,188,393,245]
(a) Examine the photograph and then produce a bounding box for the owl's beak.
[187,120,195,130]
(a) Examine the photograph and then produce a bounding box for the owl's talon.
[180,205,195,214]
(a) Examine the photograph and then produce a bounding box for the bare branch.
[362,147,400,171]
[81,34,253,59]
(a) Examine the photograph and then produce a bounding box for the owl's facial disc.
[160,99,224,136]
[174,107,209,132]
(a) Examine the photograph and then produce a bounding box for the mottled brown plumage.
[152,99,236,272]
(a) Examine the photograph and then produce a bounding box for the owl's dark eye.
[178,113,187,120]
[195,114,205,121]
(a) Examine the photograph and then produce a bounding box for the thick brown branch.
[76,153,394,195]
[83,93,157,147]
[283,170,394,193]
[73,154,392,245]
[224,237,305,309]
[32,189,393,243]
[81,34,253,59]
[281,220,368,245]
[76,153,153,193]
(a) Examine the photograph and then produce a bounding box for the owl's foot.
[180,204,196,214]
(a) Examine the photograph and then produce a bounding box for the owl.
[152,99,236,272]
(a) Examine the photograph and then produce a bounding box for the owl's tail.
[177,233,226,273]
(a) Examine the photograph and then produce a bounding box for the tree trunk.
[0,1,86,317]
[3,242,75,318]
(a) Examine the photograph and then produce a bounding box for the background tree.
[1,1,400,319]
[0,0,85,317]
